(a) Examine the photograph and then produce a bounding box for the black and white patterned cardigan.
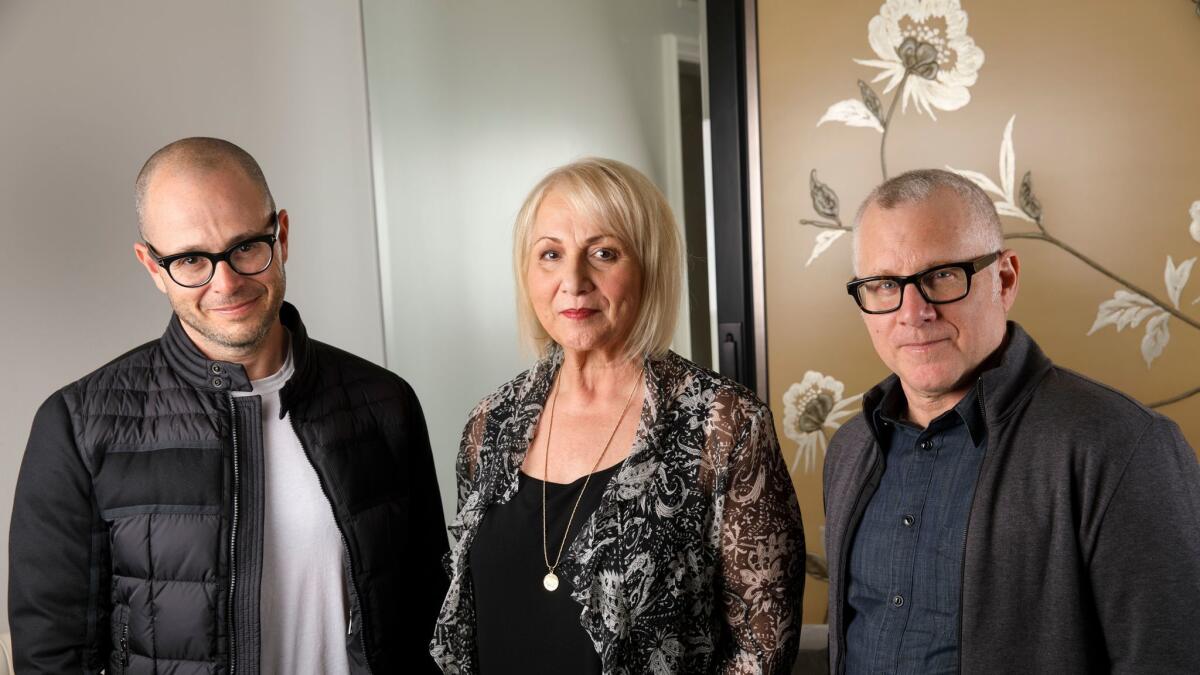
[430,348,805,674]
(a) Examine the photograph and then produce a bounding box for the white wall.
[0,0,381,633]
[361,0,701,521]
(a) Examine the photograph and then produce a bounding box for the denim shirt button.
[902,514,915,527]
[891,594,905,608]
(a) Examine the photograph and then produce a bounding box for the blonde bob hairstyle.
[512,157,682,362]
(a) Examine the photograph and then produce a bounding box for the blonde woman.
[430,158,804,673]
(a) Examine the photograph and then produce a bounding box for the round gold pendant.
[543,572,560,592]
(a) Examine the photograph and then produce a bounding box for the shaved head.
[131,137,289,367]
[852,169,1002,274]
[135,137,275,237]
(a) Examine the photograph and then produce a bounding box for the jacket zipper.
[227,395,241,675]
[288,415,375,674]
[836,445,884,675]
[955,388,990,675]
[118,608,130,673]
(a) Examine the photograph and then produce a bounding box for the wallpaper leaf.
[1019,171,1042,223]
[817,99,885,133]
[1087,290,1160,335]
[946,167,1003,199]
[1141,313,1171,369]
[858,79,884,122]
[947,116,1035,223]
[807,230,846,267]
[1165,256,1196,310]
[809,169,841,219]
[999,115,1016,199]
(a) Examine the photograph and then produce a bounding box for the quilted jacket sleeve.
[9,390,110,674]
[394,380,451,674]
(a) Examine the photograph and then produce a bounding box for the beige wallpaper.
[758,0,1200,623]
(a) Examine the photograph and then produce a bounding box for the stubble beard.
[174,274,287,356]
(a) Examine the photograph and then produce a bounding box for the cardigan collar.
[861,321,1054,447]
[488,345,674,514]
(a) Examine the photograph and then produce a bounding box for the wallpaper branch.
[878,71,910,179]
[1005,231,1200,333]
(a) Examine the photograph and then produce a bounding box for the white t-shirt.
[234,347,352,674]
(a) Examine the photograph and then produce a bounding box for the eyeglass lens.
[168,241,274,287]
[857,266,970,312]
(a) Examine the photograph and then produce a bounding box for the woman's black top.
[469,462,622,674]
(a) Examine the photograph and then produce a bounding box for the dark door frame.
[706,0,767,399]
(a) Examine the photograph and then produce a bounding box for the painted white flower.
[854,0,985,119]
[782,372,862,475]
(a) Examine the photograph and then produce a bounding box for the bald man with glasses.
[9,138,447,674]
[823,169,1200,675]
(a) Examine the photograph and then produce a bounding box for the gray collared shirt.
[844,384,987,675]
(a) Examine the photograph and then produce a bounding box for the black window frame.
[707,0,763,394]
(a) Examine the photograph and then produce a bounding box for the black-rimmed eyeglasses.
[144,213,279,288]
[846,251,1001,314]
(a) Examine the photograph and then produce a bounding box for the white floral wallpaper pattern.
[783,0,1200,474]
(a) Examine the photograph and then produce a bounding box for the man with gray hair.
[9,137,448,673]
[823,168,1200,674]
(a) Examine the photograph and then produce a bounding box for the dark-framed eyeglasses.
[846,251,1001,314]
[144,212,279,288]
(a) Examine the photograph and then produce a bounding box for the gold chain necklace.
[540,365,644,592]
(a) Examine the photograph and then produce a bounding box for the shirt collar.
[869,379,987,448]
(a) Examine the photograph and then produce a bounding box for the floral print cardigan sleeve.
[430,349,805,674]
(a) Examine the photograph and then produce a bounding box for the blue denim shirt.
[843,384,986,675]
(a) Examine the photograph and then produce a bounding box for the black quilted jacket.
[8,303,448,674]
